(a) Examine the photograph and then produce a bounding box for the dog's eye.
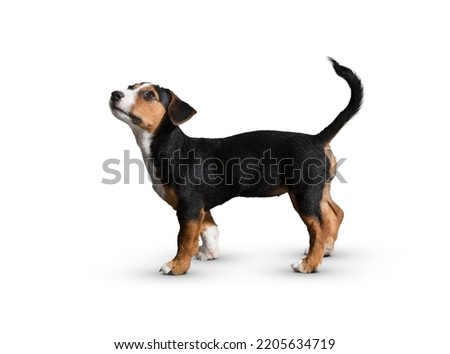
[143,91,155,100]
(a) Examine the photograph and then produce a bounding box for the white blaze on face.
[110,83,152,124]
[117,89,138,113]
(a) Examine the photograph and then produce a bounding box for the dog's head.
[109,83,196,133]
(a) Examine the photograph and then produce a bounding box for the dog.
[109,58,363,275]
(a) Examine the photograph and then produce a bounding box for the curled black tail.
[316,57,363,142]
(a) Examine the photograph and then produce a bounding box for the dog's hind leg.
[320,145,344,256]
[289,191,325,273]
[196,211,220,261]
[301,185,344,257]
[289,185,343,273]
[321,185,344,256]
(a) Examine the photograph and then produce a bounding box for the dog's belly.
[238,185,288,198]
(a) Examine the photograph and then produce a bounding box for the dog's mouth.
[110,101,126,115]
[109,102,142,125]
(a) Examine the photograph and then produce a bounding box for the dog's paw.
[159,260,190,275]
[195,225,219,261]
[291,261,307,273]
[196,245,219,261]
[291,260,315,273]
[159,262,174,275]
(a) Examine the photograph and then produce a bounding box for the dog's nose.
[111,91,124,102]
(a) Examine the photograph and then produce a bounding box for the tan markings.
[324,143,337,182]
[319,184,343,256]
[298,215,325,272]
[289,184,344,273]
[164,209,206,275]
[163,186,179,209]
[131,85,166,133]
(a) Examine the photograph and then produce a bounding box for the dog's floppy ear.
[166,89,197,125]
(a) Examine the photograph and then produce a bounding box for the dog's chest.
[131,127,166,200]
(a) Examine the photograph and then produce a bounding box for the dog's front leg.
[160,210,204,275]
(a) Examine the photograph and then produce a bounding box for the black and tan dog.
[109,58,363,275]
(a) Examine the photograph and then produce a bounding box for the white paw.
[196,245,219,261]
[291,260,308,273]
[159,263,173,275]
[195,225,219,261]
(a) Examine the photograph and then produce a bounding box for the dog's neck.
[128,124,168,200]
[129,122,187,188]
[148,119,188,159]
[129,119,187,159]
[129,125,153,164]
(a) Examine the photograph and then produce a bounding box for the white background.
[1,1,449,353]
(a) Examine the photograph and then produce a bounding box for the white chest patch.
[130,126,166,200]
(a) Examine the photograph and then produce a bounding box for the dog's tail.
[316,57,363,143]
